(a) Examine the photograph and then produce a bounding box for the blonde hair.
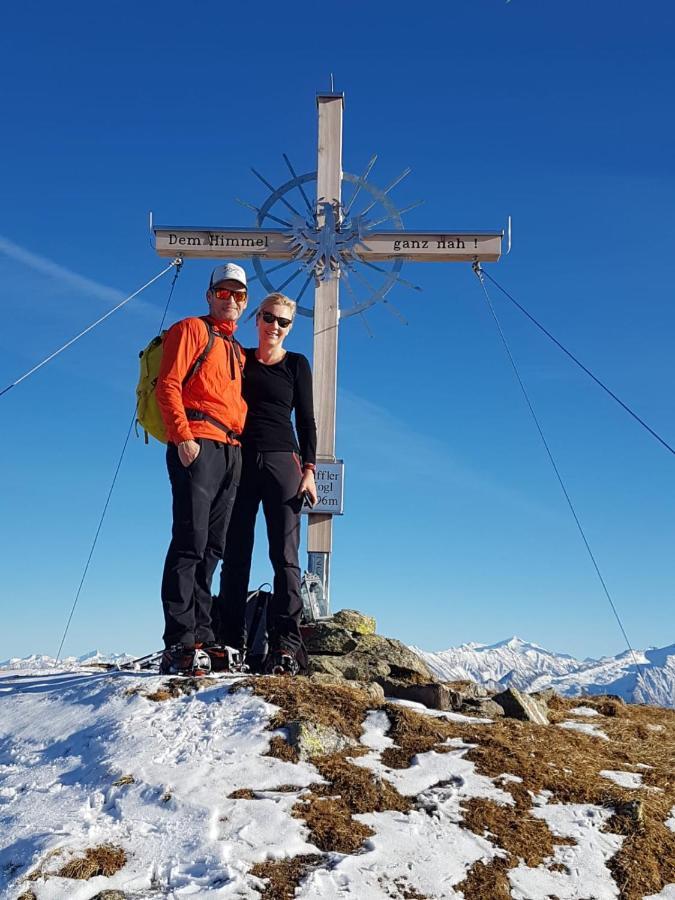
[257,292,296,319]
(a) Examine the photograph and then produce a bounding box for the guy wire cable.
[55,259,184,661]
[480,268,675,458]
[0,258,182,398]
[472,262,642,676]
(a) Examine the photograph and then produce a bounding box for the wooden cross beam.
[153,93,503,612]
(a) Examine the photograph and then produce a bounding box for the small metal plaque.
[302,460,344,516]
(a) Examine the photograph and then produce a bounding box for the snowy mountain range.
[413,637,675,709]
[3,637,675,709]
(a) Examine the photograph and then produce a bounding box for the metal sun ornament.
[237,155,423,330]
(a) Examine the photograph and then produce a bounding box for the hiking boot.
[264,651,300,676]
[203,643,244,673]
[159,644,212,676]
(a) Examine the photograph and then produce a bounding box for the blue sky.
[1,0,674,661]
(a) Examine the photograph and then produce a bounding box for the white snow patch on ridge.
[600,770,644,789]
[558,720,609,740]
[509,802,623,900]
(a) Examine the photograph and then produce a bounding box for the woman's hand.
[297,468,318,506]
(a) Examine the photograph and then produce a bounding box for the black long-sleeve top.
[240,348,317,465]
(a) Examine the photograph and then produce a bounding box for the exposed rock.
[306,655,347,678]
[332,609,376,635]
[304,609,434,688]
[464,698,505,718]
[445,681,490,710]
[492,687,549,725]
[303,623,358,655]
[614,799,644,827]
[308,651,391,682]
[91,893,128,900]
[349,634,435,681]
[285,719,358,761]
[379,678,451,711]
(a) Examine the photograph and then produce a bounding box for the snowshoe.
[159,645,212,677]
[203,643,245,673]
[264,651,300,676]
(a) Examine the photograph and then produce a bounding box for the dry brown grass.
[295,750,410,853]
[250,853,323,899]
[235,675,379,739]
[462,796,574,866]
[228,788,257,799]
[381,696,675,900]
[456,858,513,899]
[233,680,411,857]
[380,703,452,768]
[293,793,375,853]
[145,676,218,702]
[56,845,126,880]
[311,751,412,815]
[266,734,299,763]
[226,677,675,898]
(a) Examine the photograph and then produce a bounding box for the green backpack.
[136,317,239,444]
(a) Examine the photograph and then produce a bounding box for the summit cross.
[153,91,503,610]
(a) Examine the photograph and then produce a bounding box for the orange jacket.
[156,316,247,445]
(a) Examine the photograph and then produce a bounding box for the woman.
[215,292,318,674]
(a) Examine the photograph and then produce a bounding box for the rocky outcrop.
[492,686,549,725]
[285,720,359,761]
[303,610,559,719]
[304,613,434,689]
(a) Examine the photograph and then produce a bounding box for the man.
[155,263,248,675]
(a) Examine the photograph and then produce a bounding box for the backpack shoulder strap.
[182,317,214,386]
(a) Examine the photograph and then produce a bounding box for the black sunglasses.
[260,310,293,328]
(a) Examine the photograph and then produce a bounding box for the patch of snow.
[570,705,600,716]
[558,720,610,740]
[509,803,623,900]
[352,709,513,803]
[297,710,511,898]
[600,770,644,789]
[385,696,493,724]
[0,671,318,897]
[297,806,497,899]
[645,887,675,899]
[360,710,394,751]
[666,805,675,833]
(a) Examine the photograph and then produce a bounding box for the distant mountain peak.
[415,638,675,708]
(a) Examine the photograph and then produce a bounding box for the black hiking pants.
[161,439,241,648]
[215,449,303,656]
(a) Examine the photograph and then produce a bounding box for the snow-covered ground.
[2,665,674,899]
[413,637,675,708]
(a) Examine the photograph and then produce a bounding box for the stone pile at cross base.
[301,608,554,725]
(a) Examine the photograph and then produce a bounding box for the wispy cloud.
[0,234,158,317]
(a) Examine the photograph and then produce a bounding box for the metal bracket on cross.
[151,90,505,611]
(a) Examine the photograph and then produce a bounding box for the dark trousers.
[161,439,241,648]
[216,450,303,655]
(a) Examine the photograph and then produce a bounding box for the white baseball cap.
[210,263,247,288]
